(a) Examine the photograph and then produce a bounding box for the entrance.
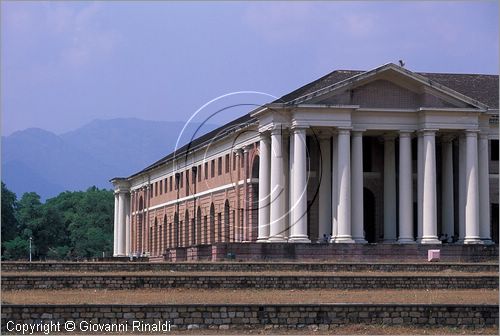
[363,188,376,243]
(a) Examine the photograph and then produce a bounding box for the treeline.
[1,182,114,260]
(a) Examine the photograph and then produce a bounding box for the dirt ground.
[3,288,497,305]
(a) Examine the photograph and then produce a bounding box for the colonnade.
[256,126,492,244]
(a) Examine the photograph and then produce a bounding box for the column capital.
[478,132,490,140]
[464,129,480,137]
[270,125,286,135]
[420,129,438,137]
[337,128,351,136]
[290,126,308,135]
[399,130,413,138]
[351,130,365,137]
[243,145,252,153]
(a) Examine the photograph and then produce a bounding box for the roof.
[125,64,498,180]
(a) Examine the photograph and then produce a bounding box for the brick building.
[111,63,499,257]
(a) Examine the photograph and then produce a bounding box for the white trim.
[131,178,252,214]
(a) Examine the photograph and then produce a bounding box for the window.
[174,174,178,190]
[211,160,215,178]
[218,157,222,175]
[204,162,209,180]
[241,154,244,168]
[225,154,230,173]
[198,165,202,182]
[155,182,158,196]
[186,170,189,187]
[164,178,168,193]
[160,180,163,195]
[491,140,499,161]
[169,176,173,192]
[192,169,196,183]
[150,186,153,198]
[233,153,236,171]
[180,172,183,188]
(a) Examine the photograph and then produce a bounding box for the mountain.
[1,118,217,200]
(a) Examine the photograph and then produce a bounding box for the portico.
[112,63,498,258]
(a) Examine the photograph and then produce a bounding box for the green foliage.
[2,236,30,260]
[1,182,18,247]
[1,182,114,260]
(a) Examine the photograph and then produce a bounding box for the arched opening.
[196,207,202,245]
[251,156,259,178]
[173,212,179,247]
[137,214,143,253]
[224,200,231,242]
[363,188,376,243]
[163,215,167,252]
[210,203,215,243]
[154,218,158,255]
[138,196,144,211]
[184,210,190,247]
[492,203,499,243]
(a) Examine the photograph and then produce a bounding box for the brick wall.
[2,275,497,291]
[2,261,497,273]
[2,304,497,332]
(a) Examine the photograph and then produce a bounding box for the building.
[111,63,499,257]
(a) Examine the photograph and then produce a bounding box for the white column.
[288,133,295,240]
[318,135,331,241]
[351,131,366,243]
[417,133,423,243]
[257,133,271,242]
[125,194,131,256]
[478,134,493,244]
[113,193,119,256]
[464,130,482,244]
[283,136,290,240]
[441,136,455,240]
[289,127,310,242]
[458,135,466,242]
[398,131,414,243]
[330,133,339,242]
[383,135,397,242]
[268,127,286,242]
[421,130,440,244]
[117,191,127,255]
[334,129,354,243]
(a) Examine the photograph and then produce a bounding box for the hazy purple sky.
[2,1,498,136]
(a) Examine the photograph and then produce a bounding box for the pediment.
[296,64,487,110]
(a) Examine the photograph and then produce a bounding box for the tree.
[1,182,18,247]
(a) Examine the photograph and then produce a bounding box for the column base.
[267,236,286,242]
[256,237,270,243]
[288,235,311,243]
[331,236,355,243]
[481,238,495,245]
[464,237,484,244]
[420,237,441,244]
[398,238,416,244]
[353,237,368,244]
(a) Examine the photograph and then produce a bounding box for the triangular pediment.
[292,64,487,110]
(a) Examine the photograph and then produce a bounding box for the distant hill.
[2,118,217,200]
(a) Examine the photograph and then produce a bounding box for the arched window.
[224,200,230,242]
[173,212,179,247]
[209,203,215,244]
[184,210,189,247]
[196,207,202,245]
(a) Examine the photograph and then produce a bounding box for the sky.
[1,1,498,136]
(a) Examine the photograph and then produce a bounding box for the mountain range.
[2,118,217,200]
